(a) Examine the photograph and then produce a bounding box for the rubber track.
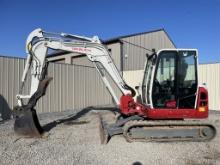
[123,120,216,142]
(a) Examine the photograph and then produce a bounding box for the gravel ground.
[0,108,220,165]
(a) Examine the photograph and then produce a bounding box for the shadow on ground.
[132,162,142,165]
[42,106,118,132]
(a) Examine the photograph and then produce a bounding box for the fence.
[0,56,112,119]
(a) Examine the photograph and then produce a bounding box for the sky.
[0,0,220,63]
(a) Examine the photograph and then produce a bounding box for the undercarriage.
[99,114,216,144]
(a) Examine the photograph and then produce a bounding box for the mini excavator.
[13,28,216,143]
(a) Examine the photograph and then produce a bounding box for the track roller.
[123,120,216,142]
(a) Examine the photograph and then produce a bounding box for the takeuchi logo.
[72,47,92,53]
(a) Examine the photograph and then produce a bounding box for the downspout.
[119,39,124,77]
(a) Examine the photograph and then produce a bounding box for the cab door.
[177,50,198,109]
[152,50,177,108]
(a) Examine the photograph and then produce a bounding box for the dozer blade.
[98,114,144,144]
[14,107,44,137]
[98,114,110,144]
[13,77,52,137]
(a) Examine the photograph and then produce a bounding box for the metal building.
[47,29,175,71]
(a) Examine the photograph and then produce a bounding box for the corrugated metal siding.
[122,30,175,71]
[73,65,113,109]
[71,55,94,67]
[106,43,121,70]
[49,58,65,64]
[0,56,112,118]
[48,30,175,72]
[123,63,220,110]
[0,57,25,119]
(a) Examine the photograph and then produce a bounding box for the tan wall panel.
[123,70,144,89]
[123,63,220,110]
[199,63,220,110]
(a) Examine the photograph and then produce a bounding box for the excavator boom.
[14,28,135,137]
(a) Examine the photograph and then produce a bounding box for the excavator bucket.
[13,107,44,137]
[13,77,52,137]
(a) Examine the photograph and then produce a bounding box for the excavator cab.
[141,49,208,119]
[142,49,198,109]
[113,49,215,143]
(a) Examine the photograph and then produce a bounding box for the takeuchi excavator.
[13,28,216,143]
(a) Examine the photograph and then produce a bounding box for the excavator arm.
[17,28,135,106]
[13,28,136,137]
